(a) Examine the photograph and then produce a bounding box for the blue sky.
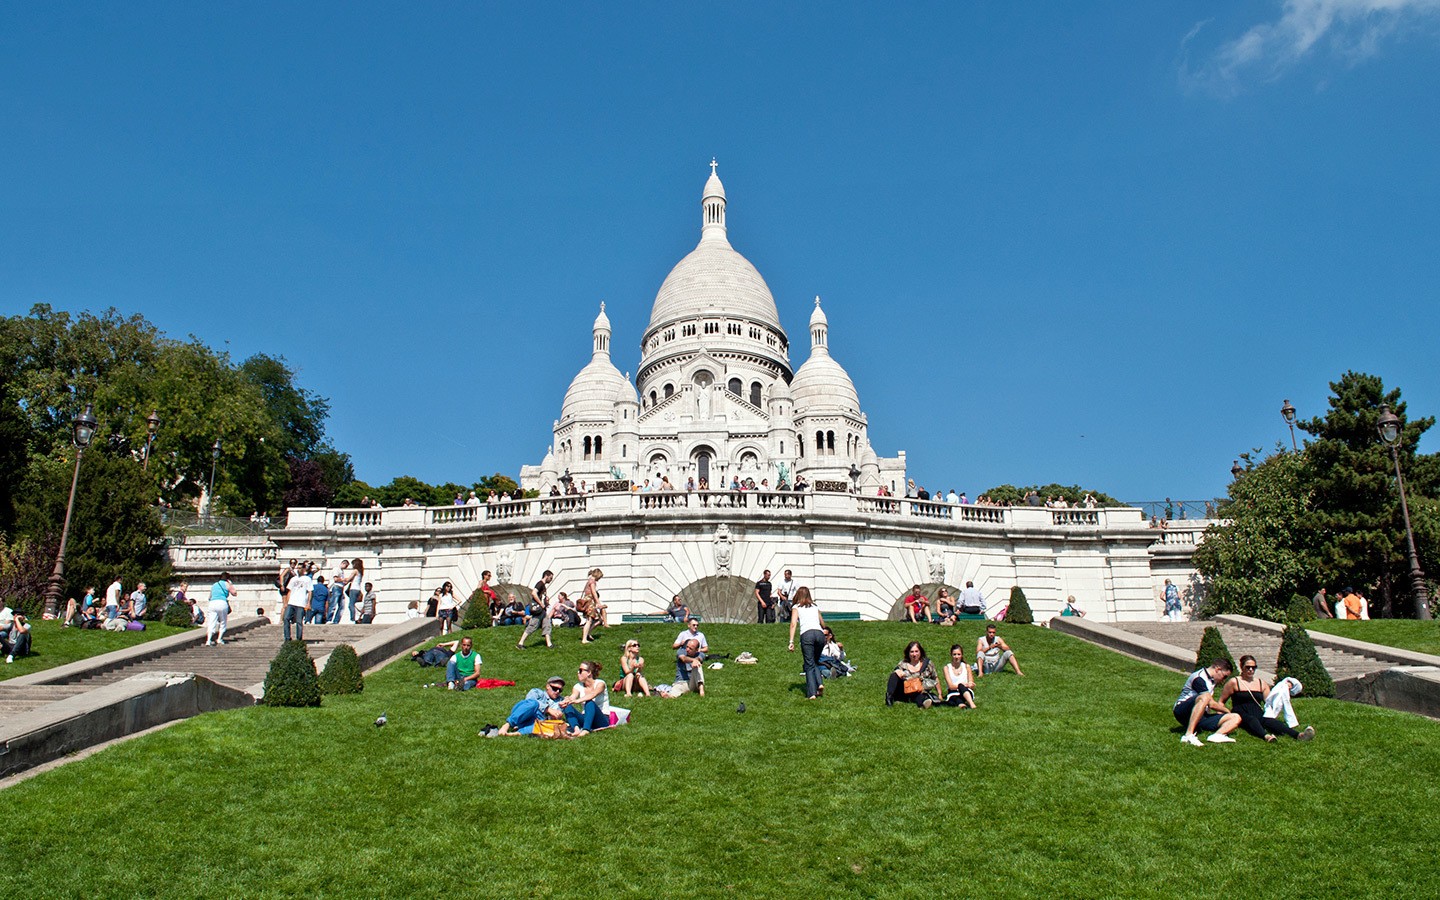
[4,2,1439,503]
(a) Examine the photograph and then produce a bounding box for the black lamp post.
[206,438,222,524]
[1231,460,1243,481]
[1280,399,1298,451]
[848,463,861,494]
[1377,405,1431,619]
[559,469,573,493]
[42,404,98,619]
[142,410,160,470]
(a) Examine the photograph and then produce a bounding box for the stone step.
[0,684,91,717]
[1111,620,1392,680]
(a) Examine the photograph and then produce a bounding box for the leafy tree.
[239,354,329,460]
[0,534,57,618]
[1275,625,1335,698]
[1192,450,1310,620]
[982,484,1121,507]
[1283,593,1317,625]
[1194,626,1235,674]
[1005,586,1033,624]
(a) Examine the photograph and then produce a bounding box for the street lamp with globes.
[41,404,98,619]
[1376,405,1431,619]
[205,438,222,524]
[1280,399,1297,451]
[142,410,160,470]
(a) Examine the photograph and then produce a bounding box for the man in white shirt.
[672,619,708,653]
[958,582,985,615]
[105,578,124,620]
[775,569,797,623]
[284,564,313,643]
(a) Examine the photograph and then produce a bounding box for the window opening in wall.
[728,378,742,396]
[594,435,602,456]
[663,384,674,399]
[749,382,761,407]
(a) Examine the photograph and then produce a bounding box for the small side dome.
[560,358,628,422]
[791,354,860,414]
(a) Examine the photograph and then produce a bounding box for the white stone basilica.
[520,163,906,494]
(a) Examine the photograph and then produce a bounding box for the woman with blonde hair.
[579,568,607,643]
[619,639,650,697]
[786,586,827,700]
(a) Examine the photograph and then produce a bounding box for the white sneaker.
[1181,733,1204,747]
[5,655,12,664]
[217,639,226,645]
[1206,733,1236,744]
[1298,725,1315,741]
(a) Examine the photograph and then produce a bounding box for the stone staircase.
[1113,621,1390,683]
[0,684,92,719]
[53,624,376,693]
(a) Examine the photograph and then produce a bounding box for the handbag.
[903,676,923,694]
[534,717,568,738]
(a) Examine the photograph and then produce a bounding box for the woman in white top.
[941,644,977,708]
[436,581,459,635]
[787,586,827,700]
[561,660,610,734]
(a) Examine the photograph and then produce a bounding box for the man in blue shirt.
[673,639,706,697]
[494,677,567,735]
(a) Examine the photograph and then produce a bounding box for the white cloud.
[1182,0,1440,93]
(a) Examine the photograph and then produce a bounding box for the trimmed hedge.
[318,643,364,695]
[461,587,491,630]
[1195,626,1236,674]
[1276,624,1335,698]
[1284,593,1317,624]
[1006,586,1033,625]
[262,640,322,707]
[162,600,194,627]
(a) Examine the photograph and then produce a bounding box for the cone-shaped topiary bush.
[461,588,491,630]
[262,640,322,707]
[1275,624,1335,698]
[1284,593,1316,625]
[1006,586,1033,625]
[1194,625,1236,673]
[318,643,364,695]
[163,600,194,627]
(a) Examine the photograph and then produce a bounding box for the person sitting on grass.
[672,618,709,653]
[958,582,985,616]
[619,639,650,697]
[886,641,938,708]
[445,636,483,690]
[670,638,706,697]
[976,624,1025,677]
[62,586,98,628]
[552,592,581,629]
[498,593,527,627]
[664,595,690,623]
[818,626,855,678]
[934,588,957,625]
[3,612,32,664]
[494,676,568,736]
[902,586,934,624]
[940,644,977,708]
[1217,655,1315,743]
[561,660,610,733]
[1174,658,1242,747]
[412,639,460,667]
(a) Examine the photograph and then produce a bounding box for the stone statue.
[713,524,734,575]
[496,549,515,584]
[778,461,790,484]
[927,548,945,584]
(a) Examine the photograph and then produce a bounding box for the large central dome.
[644,163,783,336]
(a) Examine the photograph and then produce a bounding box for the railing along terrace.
[296,496,1147,530]
[1129,499,1222,521]
[176,544,278,563]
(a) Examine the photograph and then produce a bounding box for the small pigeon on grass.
[736,702,746,714]
[374,712,388,728]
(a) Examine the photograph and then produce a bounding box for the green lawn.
[0,619,190,681]
[1307,619,1440,656]
[4,622,1438,898]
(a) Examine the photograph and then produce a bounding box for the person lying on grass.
[886,641,938,708]
[561,660,611,733]
[941,644,977,708]
[412,640,460,667]
[495,676,568,736]
[1174,658,1242,747]
[1217,655,1315,743]
[445,636,482,691]
[619,639,650,697]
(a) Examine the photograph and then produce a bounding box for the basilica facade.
[519,163,907,494]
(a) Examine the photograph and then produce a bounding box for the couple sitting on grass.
[493,661,628,737]
[1174,656,1316,747]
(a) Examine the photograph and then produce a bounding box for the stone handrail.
[174,544,279,564]
[288,497,1150,531]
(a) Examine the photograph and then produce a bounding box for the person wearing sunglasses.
[1218,656,1315,743]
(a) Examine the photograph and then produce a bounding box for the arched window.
[594,435,603,456]
[650,452,667,469]
[826,431,836,452]
[583,436,592,459]
[728,377,742,396]
[749,382,761,407]
[816,430,824,451]
[649,391,657,407]
[663,383,674,399]
[740,451,758,470]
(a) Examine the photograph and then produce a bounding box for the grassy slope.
[0,620,189,681]
[4,622,1438,899]
[1307,619,1440,656]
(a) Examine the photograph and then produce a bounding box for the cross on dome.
[710,157,718,175]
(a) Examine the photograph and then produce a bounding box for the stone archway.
[678,575,758,624]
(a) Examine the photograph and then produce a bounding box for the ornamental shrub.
[1006,586,1033,625]
[1284,593,1317,625]
[318,643,364,695]
[1275,624,1335,698]
[461,587,491,630]
[261,640,322,707]
[162,600,194,627]
[1194,626,1236,674]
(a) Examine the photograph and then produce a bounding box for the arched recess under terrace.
[676,575,760,624]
